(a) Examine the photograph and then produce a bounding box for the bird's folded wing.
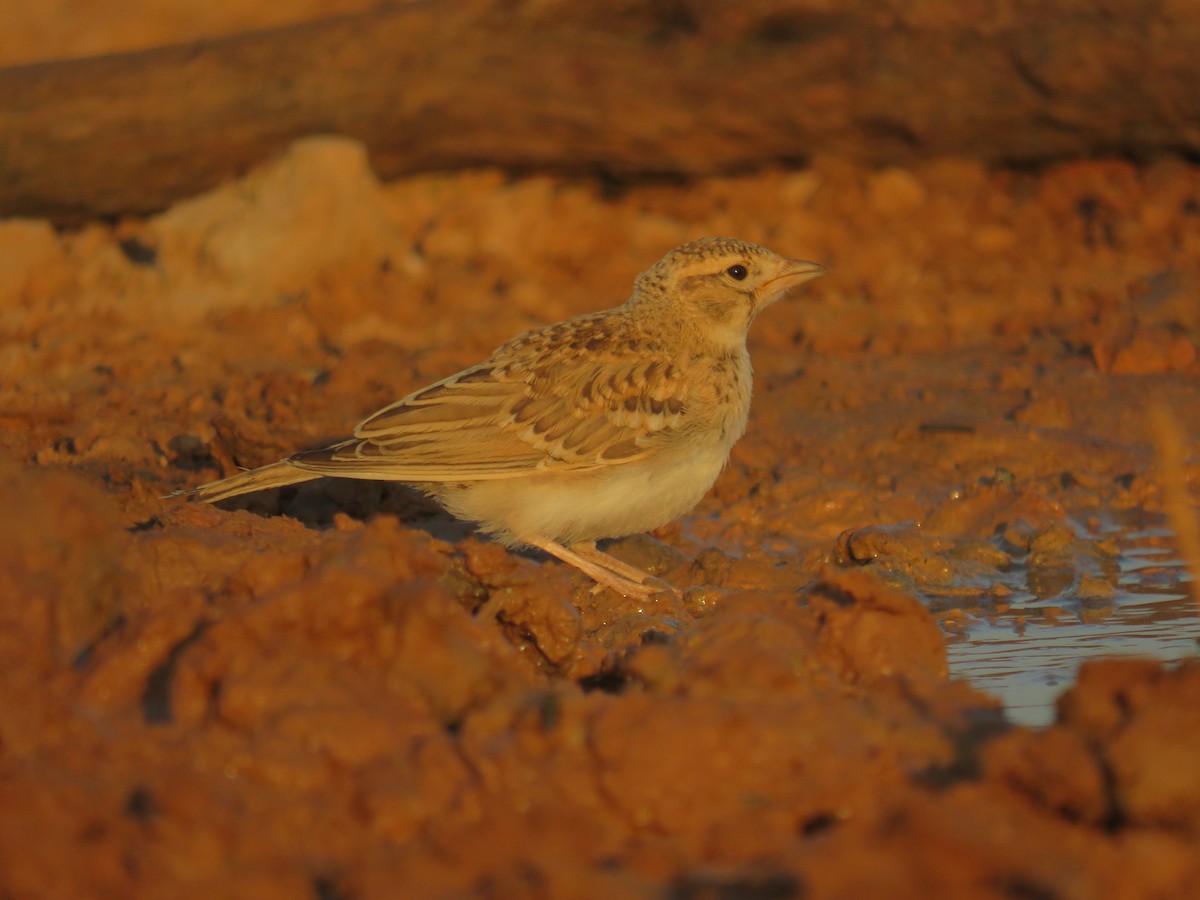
[289,335,690,482]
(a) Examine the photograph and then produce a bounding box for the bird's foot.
[523,535,681,600]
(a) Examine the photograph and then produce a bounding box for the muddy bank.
[2,503,1199,897]
[2,470,1199,897]
[0,133,1198,896]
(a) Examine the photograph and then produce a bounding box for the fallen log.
[2,0,1199,222]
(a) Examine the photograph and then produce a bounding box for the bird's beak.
[756,258,826,305]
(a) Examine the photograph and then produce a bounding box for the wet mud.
[2,65,1200,900]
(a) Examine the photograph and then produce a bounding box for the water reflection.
[944,525,1197,727]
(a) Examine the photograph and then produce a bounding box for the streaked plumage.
[179,238,824,598]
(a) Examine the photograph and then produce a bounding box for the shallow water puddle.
[943,526,1198,726]
[807,503,1200,727]
[687,502,1198,726]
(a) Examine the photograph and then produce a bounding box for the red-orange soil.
[2,137,1198,897]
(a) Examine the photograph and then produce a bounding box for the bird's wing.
[289,315,692,482]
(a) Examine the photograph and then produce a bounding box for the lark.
[180,238,824,598]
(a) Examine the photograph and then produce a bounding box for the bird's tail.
[170,460,321,504]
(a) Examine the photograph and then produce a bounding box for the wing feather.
[289,313,692,482]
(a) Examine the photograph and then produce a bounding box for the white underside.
[431,435,734,546]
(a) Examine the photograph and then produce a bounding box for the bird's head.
[631,237,825,347]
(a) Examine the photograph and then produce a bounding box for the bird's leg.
[523,536,676,600]
[572,541,682,599]
[567,541,663,585]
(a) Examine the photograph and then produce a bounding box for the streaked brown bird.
[179,238,824,598]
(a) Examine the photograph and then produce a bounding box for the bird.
[177,238,825,599]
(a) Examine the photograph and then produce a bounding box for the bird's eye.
[726,264,748,281]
